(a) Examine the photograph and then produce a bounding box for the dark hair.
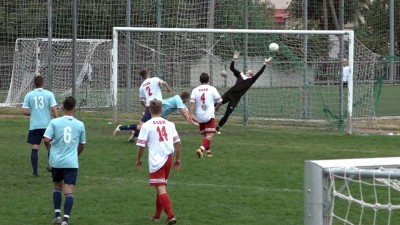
[63,96,76,111]
[139,69,149,79]
[34,75,44,88]
[149,99,162,115]
[199,72,209,84]
[180,91,190,99]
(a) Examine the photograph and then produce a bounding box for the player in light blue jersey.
[113,92,198,142]
[22,75,58,176]
[161,92,198,126]
[44,96,86,225]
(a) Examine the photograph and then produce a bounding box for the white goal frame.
[304,157,400,225]
[111,27,354,132]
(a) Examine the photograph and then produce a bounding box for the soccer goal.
[4,38,112,108]
[304,157,400,225]
[112,27,381,134]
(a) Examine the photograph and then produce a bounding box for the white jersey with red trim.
[190,84,222,123]
[136,117,180,173]
[139,77,163,106]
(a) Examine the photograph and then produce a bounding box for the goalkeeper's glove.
[233,51,240,61]
[264,57,272,65]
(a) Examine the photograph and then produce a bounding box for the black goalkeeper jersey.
[225,60,266,97]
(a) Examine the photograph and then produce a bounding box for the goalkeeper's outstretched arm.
[252,57,273,82]
[230,51,241,77]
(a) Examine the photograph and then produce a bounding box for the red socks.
[153,194,162,219]
[201,138,211,150]
[159,193,174,219]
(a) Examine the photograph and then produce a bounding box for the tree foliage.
[289,0,399,56]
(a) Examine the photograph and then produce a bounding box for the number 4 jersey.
[190,84,222,123]
[136,117,180,173]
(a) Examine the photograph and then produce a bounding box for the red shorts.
[149,155,172,186]
[199,118,216,135]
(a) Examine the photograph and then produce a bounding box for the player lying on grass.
[113,92,198,142]
[215,51,272,134]
[113,68,171,141]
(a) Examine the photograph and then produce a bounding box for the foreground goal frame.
[112,27,354,132]
[304,157,400,225]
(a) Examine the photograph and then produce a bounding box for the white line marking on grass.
[81,175,302,193]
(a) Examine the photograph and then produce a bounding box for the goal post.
[4,38,112,109]
[304,157,400,225]
[112,27,360,132]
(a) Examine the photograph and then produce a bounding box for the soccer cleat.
[206,152,213,158]
[53,216,62,224]
[113,125,122,136]
[166,217,176,225]
[150,217,160,223]
[33,173,39,177]
[196,148,203,158]
[61,221,68,225]
[216,126,221,135]
[127,131,135,142]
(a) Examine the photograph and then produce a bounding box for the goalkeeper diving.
[215,51,272,134]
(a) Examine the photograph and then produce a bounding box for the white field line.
[80,175,302,193]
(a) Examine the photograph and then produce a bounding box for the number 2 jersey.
[136,117,180,173]
[139,77,164,107]
[190,84,222,123]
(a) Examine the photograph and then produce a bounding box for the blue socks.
[53,188,62,217]
[63,193,74,223]
[53,190,74,223]
[31,149,38,175]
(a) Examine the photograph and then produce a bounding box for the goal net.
[112,27,382,134]
[4,38,112,108]
[305,158,400,225]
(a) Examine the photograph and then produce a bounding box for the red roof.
[275,9,290,22]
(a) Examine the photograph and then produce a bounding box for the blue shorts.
[51,168,78,185]
[27,129,46,145]
[141,107,151,123]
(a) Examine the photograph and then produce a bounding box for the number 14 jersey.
[136,117,180,173]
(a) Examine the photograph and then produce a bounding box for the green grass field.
[1,115,400,225]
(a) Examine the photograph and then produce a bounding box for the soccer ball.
[221,70,228,77]
[269,43,279,52]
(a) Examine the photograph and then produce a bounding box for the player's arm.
[161,80,172,93]
[22,108,30,116]
[179,108,199,126]
[252,57,272,82]
[136,146,145,169]
[44,137,52,151]
[173,141,181,170]
[78,143,85,156]
[230,51,241,77]
[140,100,146,109]
[51,105,58,118]
[215,101,222,113]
